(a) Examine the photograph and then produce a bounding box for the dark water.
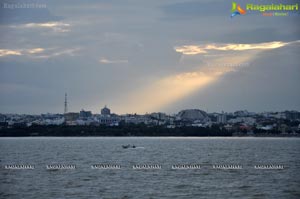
[0,137,299,199]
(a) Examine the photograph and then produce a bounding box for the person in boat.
[122,144,136,149]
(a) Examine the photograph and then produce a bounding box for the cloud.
[0,47,79,58]
[10,22,71,33]
[27,48,44,54]
[181,43,300,113]
[0,49,22,57]
[47,48,79,57]
[0,48,46,57]
[99,58,128,64]
[113,40,298,113]
[215,27,300,44]
[174,41,293,55]
[24,22,70,32]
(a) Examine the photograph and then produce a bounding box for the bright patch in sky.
[174,41,291,55]
[114,40,297,113]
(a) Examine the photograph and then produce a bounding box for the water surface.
[0,137,299,199]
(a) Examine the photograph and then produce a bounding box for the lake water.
[0,137,299,199]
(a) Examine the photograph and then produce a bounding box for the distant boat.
[122,144,136,149]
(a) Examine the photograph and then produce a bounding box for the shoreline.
[0,135,299,138]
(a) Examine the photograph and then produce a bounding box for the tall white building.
[217,113,227,124]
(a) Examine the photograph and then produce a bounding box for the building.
[98,116,120,126]
[217,114,227,124]
[101,105,111,115]
[285,111,300,121]
[234,110,250,117]
[177,109,210,123]
[79,109,92,118]
[64,112,79,122]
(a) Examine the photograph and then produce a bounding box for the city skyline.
[0,0,299,114]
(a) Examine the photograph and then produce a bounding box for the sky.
[0,0,299,114]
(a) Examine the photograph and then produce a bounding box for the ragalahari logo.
[231,2,246,17]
